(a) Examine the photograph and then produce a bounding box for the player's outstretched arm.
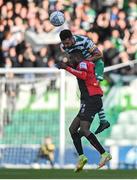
[66,66,87,80]
[56,61,87,80]
[87,47,103,62]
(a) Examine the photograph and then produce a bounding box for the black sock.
[86,133,105,154]
[71,132,83,155]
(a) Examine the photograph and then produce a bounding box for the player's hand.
[56,61,68,69]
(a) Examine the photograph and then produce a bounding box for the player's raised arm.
[66,66,87,80]
[88,45,103,62]
[84,37,103,62]
[56,61,87,80]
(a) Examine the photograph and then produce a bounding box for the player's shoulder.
[78,61,88,69]
[82,60,94,66]
[74,35,89,42]
[75,35,94,45]
[78,61,94,70]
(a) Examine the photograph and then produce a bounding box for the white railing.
[0,59,136,74]
[104,59,137,72]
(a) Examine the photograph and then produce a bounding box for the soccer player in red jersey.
[57,49,112,172]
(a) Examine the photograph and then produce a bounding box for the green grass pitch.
[0,169,137,179]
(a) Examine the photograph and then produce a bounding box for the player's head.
[59,29,74,48]
[69,49,84,67]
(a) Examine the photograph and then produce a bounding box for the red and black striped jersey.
[66,60,103,99]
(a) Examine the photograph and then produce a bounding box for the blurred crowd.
[0,0,137,74]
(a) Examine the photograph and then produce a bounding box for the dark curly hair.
[59,29,73,41]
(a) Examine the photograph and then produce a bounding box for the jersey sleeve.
[78,62,88,71]
[84,37,97,53]
[66,62,87,80]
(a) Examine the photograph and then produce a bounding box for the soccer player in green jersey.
[59,29,110,134]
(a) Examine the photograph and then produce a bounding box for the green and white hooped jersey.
[61,35,104,81]
[61,35,95,59]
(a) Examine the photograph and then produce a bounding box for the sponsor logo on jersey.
[79,62,87,69]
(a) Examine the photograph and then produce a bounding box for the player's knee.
[69,125,77,136]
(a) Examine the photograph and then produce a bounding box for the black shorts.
[77,95,103,122]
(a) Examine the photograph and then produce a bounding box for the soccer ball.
[50,11,65,27]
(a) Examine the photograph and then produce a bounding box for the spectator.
[22,46,35,67]
[2,31,17,57]
[35,47,49,67]
[110,29,125,52]
[8,46,20,67]
[103,39,119,66]
[127,0,137,19]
